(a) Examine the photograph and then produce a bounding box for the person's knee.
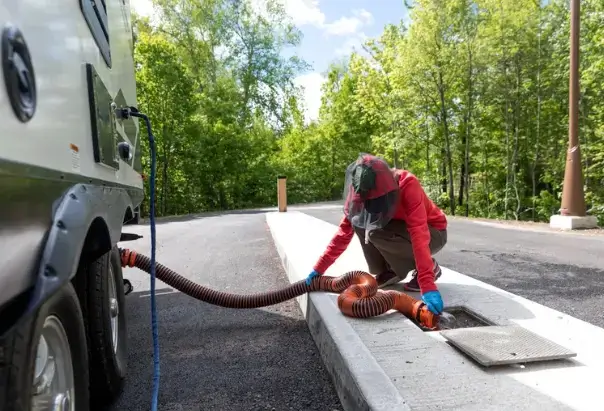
[438,230,448,249]
[429,230,447,255]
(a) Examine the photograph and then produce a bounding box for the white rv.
[0,0,142,409]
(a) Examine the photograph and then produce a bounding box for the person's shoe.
[403,260,442,292]
[376,270,403,289]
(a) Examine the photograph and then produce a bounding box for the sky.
[129,0,410,122]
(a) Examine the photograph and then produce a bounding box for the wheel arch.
[25,183,137,317]
[123,206,135,225]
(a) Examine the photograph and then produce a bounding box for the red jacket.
[313,169,447,293]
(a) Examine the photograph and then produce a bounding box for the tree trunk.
[161,124,169,216]
[464,46,473,217]
[483,141,490,217]
[425,119,431,175]
[441,148,447,194]
[532,6,542,221]
[512,58,521,220]
[500,4,511,220]
[331,136,337,198]
[438,70,455,215]
[504,86,510,219]
[458,161,465,207]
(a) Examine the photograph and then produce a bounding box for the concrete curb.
[267,212,410,411]
[266,211,604,410]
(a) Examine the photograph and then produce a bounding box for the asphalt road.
[111,211,341,411]
[302,208,604,328]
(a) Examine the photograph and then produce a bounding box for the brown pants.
[354,220,447,279]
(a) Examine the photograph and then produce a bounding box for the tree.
[134,26,199,215]
[130,0,604,225]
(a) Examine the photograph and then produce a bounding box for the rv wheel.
[0,282,90,411]
[76,246,128,407]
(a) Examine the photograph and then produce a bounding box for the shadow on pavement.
[138,200,344,226]
[141,209,273,226]
[110,288,342,411]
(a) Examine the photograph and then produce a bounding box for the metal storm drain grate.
[439,325,577,367]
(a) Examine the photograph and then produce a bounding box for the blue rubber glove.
[422,291,444,315]
[306,270,320,285]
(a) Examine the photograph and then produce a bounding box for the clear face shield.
[343,154,399,243]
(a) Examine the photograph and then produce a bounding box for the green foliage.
[277,0,604,223]
[132,0,304,215]
[133,0,604,224]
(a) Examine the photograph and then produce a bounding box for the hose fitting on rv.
[114,107,132,119]
[119,248,441,330]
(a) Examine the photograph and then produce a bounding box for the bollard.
[277,176,287,212]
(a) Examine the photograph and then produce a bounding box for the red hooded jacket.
[313,169,447,294]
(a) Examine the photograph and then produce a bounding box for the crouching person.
[305,153,448,315]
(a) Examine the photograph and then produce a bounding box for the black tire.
[76,246,128,408]
[0,281,90,411]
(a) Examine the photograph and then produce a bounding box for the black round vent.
[2,25,37,123]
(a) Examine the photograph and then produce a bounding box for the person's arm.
[313,215,355,274]
[401,179,438,293]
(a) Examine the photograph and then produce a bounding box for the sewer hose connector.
[119,248,441,330]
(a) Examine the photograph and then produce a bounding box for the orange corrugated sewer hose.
[119,248,441,330]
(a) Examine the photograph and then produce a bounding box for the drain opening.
[417,306,494,331]
[440,307,493,329]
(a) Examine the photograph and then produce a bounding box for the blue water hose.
[129,108,160,411]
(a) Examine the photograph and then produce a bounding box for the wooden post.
[277,176,287,212]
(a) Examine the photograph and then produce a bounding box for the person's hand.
[421,291,444,315]
[305,270,320,285]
